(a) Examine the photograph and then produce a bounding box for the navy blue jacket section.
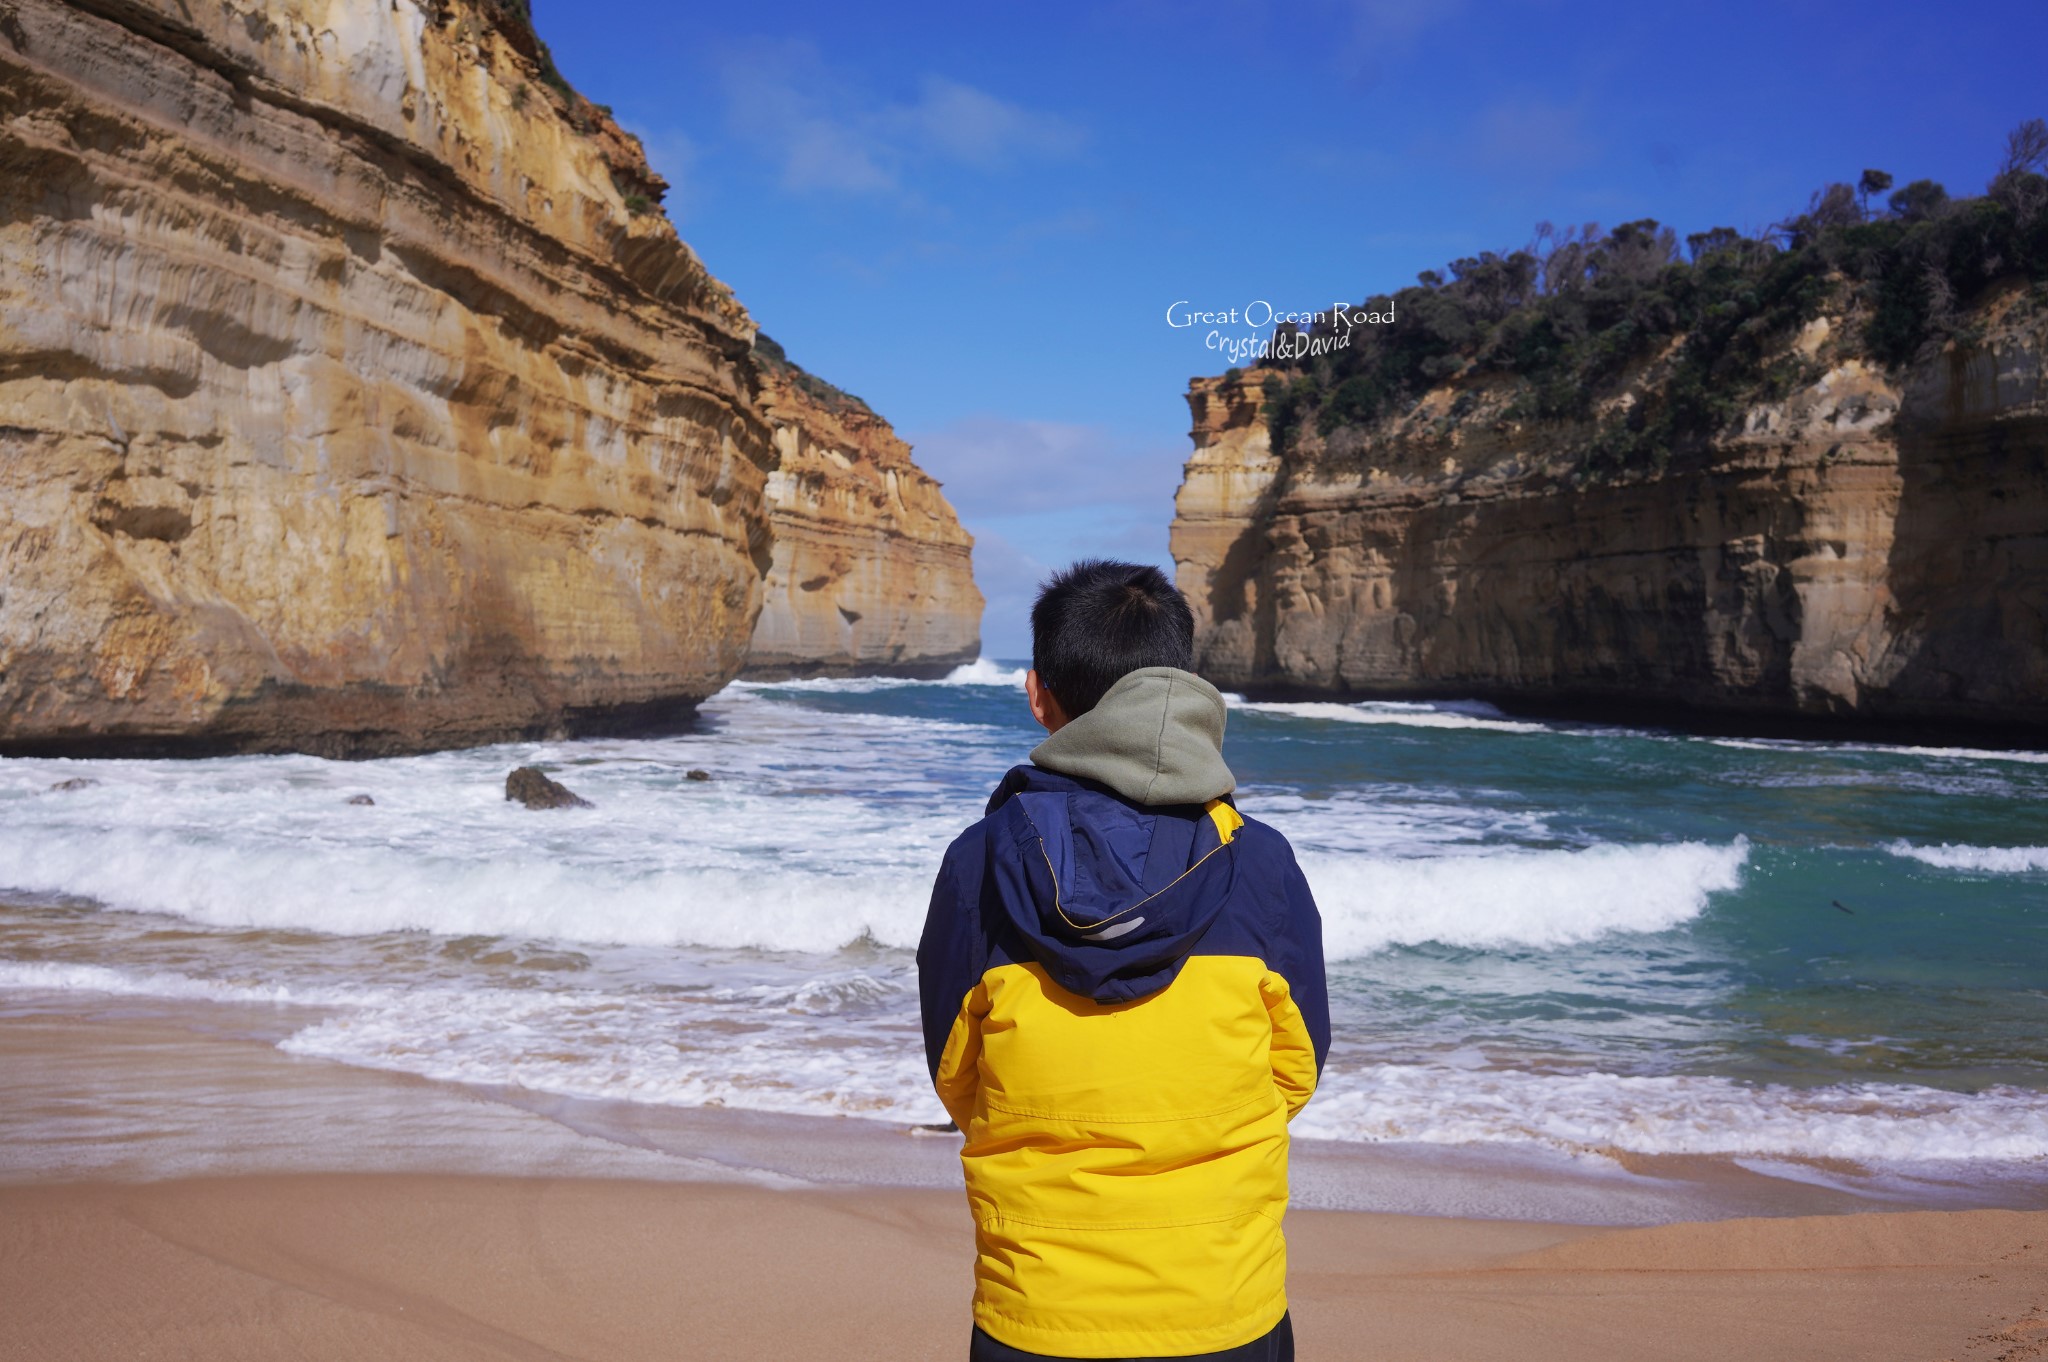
[918,764,1331,1081]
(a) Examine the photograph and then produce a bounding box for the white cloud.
[717,40,1083,198]
[629,127,700,217]
[885,76,1086,170]
[1327,0,1469,85]
[1348,0,1466,41]
[1467,97,1597,178]
[907,416,1183,657]
[969,517,1177,660]
[966,526,1053,660]
[909,416,1181,518]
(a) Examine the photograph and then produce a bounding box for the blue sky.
[539,0,2046,656]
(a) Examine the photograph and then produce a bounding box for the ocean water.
[2,661,2045,1201]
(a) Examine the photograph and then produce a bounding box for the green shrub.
[752,333,874,416]
[1248,120,2048,474]
[1317,375,1385,434]
[1261,375,1319,451]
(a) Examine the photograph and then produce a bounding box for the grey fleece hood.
[1028,666,1235,806]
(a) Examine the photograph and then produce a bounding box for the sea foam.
[1229,697,1550,734]
[1708,737,2048,766]
[0,824,937,952]
[0,819,1744,959]
[13,956,2039,1167]
[1885,841,2048,874]
[1299,1062,2048,1163]
[727,658,1026,695]
[0,958,355,1006]
[1305,838,1748,958]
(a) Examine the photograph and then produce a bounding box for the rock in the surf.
[505,767,593,810]
[686,769,713,782]
[346,794,376,807]
[46,777,97,792]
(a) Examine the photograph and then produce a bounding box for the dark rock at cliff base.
[346,794,375,806]
[686,769,712,782]
[505,767,593,810]
[46,777,98,792]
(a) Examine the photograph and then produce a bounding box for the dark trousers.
[969,1312,1293,1362]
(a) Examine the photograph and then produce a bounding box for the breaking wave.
[1885,841,2048,874]
[1305,839,1749,959]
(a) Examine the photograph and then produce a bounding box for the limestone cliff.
[0,0,774,756]
[742,337,981,679]
[1173,287,2048,737]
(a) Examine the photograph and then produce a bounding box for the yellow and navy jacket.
[918,667,1330,1358]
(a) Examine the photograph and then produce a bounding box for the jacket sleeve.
[917,834,989,1127]
[1262,840,1331,1120]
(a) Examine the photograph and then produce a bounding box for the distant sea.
[3,663,2044,1210]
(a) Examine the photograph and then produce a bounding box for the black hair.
[1030,559,1195,718]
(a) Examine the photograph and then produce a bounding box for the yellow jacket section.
[934,955,1320,1358]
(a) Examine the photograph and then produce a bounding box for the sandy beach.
[1,1175,2041,1361]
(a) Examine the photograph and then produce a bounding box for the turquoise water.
[1,662,2043,1187]
[875,676,2045,1070]
[783,671,2048,1165]
[1237,713,2048,1092]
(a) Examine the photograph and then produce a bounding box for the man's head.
[1027,559,1196,732]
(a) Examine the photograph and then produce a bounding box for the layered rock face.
[0,0,775,755]
[743,348,981,678]
[1172,292,2048,735]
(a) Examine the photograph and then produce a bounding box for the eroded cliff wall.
[0,0,775,755]
[1172,290,2048,735]
[742,346,981,678]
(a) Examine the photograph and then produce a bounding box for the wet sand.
[2,1174,2043,1361]
[13,998,2042,1223]
[4,989,2046,1359]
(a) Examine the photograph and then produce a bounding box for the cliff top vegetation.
[753,333,877,419]
[1256,118,2048,481]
